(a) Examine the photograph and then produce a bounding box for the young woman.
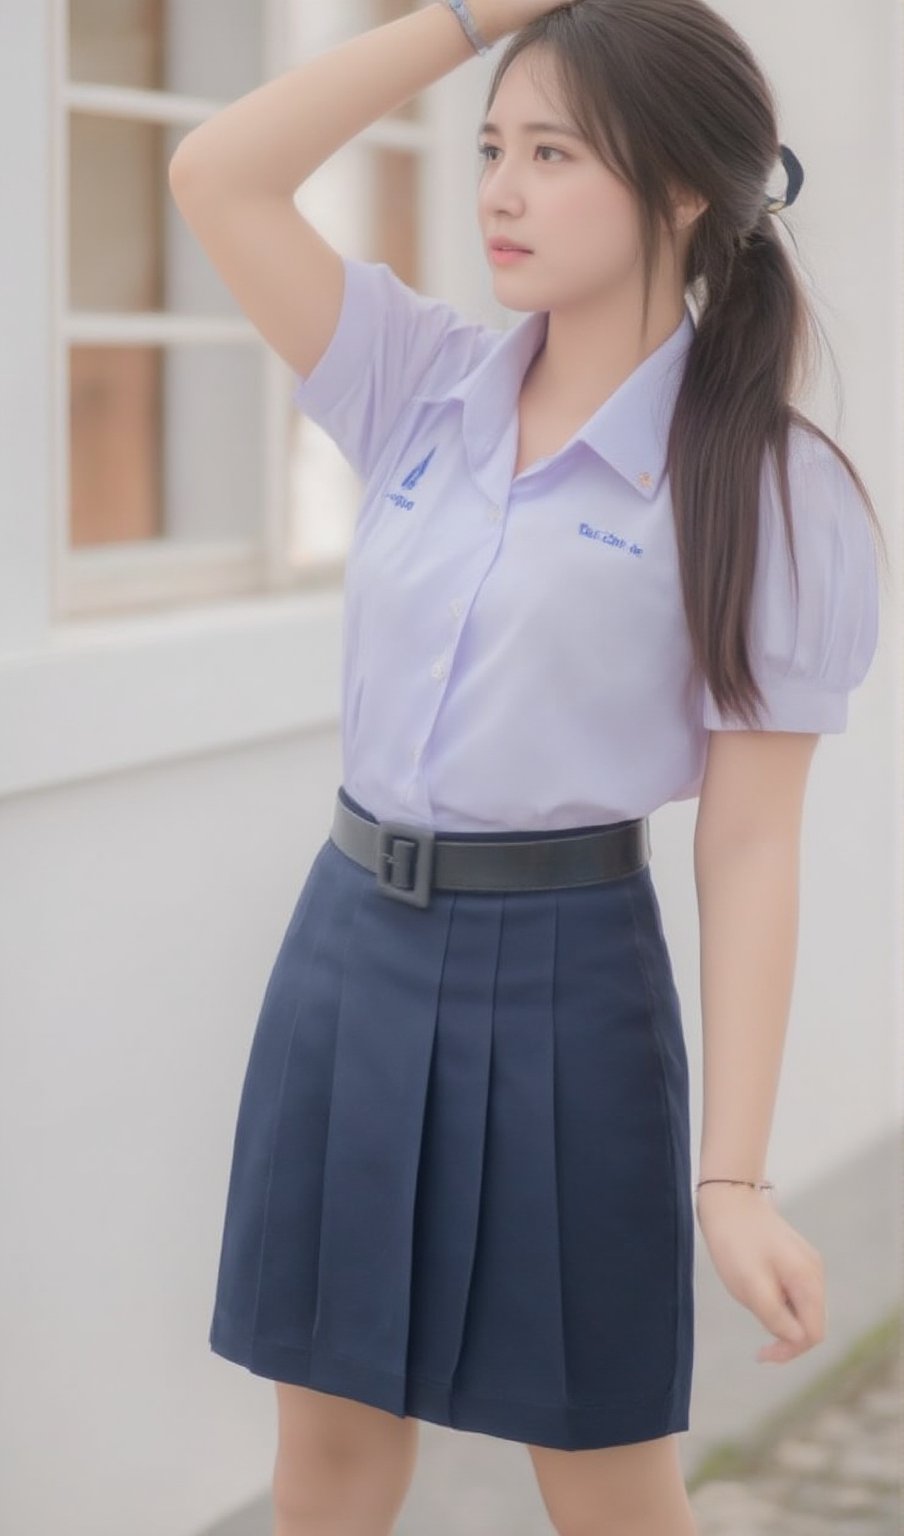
[170,2,885,1532]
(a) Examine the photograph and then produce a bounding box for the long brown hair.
[484,0,888,727]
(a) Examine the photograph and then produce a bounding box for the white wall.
[0,738,343,1536]
[0,3,900,1535]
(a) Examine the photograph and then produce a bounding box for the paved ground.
[689,1336,903,1535]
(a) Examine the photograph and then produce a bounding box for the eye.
[477,143,567,164]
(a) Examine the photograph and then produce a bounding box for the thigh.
[273,1381,419,1532]
[527,1433,697,1536]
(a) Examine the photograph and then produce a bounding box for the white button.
[430,658,447,680]
[488,505,503,523]
[449,597,464,617]
[412,744,420,763]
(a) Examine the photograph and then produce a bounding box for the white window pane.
[69,114,248,319]
[69,0,263,102]
[70,342,264,549]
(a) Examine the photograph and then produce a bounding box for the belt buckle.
[374,820,436,908]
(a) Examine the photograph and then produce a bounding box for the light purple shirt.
[293,257,880,833]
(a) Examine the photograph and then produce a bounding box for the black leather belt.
[329,789,651,909]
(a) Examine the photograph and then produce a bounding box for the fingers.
[752,1249,827,1363]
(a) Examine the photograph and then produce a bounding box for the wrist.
[456,0,516,48]
[695,1177,775,1199]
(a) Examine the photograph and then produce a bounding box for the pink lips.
[489,245,533,264]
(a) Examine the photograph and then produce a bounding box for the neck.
[524,284,688,414]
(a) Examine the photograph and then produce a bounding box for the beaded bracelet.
[695,1178,775,1192]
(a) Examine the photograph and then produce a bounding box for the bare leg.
[272,1381,419,1536]
[527,1432,699,1536]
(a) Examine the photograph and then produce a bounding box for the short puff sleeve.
[291,255,492,483]
[702,430,880,733]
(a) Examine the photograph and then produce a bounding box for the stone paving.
[689,1339,903,1536]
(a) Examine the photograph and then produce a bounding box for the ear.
[671,185,710,233]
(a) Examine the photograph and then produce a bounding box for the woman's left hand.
[695,1186,827,1363]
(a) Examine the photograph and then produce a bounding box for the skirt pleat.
[209,796,694,1450]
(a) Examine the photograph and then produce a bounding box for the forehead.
[484,49,575,133]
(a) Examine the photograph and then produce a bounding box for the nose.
[479,166,528,218]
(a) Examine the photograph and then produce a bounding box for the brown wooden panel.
[70,348,161,545]
[374,149,419,289]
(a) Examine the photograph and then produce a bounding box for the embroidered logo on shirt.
[578,521,644,557]
[384,446,437,510]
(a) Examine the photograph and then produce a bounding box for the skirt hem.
[209,1317,690,1452]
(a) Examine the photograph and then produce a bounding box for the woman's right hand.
[469,0,584,45]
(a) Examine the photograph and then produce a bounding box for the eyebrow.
[478,119,584,140]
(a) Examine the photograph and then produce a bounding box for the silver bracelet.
[442,0,492,56]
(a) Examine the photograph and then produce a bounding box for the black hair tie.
[763,143,805,213]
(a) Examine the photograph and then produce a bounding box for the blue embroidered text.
[578,521,643,557]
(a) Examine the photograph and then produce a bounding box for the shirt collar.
[413,300,697,501]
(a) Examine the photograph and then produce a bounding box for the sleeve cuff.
[703,674,850,733]
[291,257,374,419]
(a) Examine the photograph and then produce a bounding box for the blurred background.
[0,3,901,1534]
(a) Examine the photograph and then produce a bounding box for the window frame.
[0,0,495,799]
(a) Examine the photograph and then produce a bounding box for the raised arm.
[166,5,486,380]
[165,2,575,380]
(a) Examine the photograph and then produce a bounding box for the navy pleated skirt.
[208,786,694,1450]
